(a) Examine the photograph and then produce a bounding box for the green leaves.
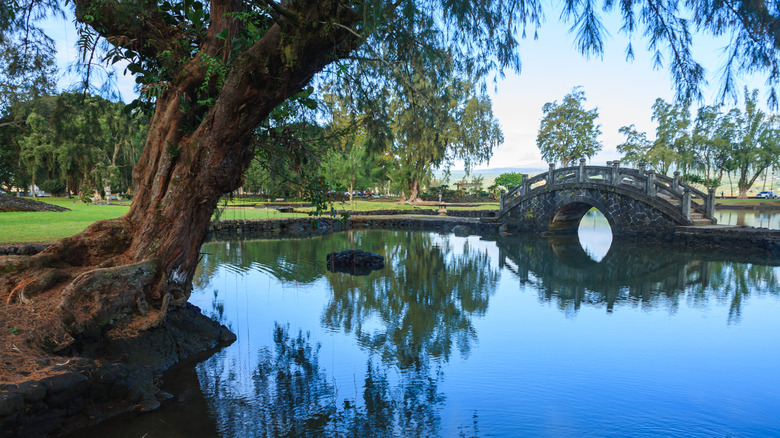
[536,86,602,167]
[494,172,524,190]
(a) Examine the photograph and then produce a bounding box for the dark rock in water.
[0,303,235,438]
[326,250,385,275]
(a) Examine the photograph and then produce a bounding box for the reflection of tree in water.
[323,232,500,368]
[195,231,501,369]
[197,324,444,437]
[498,234,780,321]
[193,231,399,290]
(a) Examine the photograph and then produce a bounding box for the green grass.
[0,197,499,245]
[715,198,780,206]
[0,197,130,245]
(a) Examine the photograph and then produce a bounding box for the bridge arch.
[498,160,717,239]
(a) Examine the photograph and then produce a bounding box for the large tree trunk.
[406,179,420,203]
[1,5,360,352]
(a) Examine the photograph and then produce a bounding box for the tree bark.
[407,179,420,203]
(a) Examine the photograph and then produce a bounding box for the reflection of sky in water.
[715,210,780,229]
[578,209,613,262]
[70,230,780,438]
[189,232,780,437]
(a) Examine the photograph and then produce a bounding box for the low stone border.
[674,226,780,255]
[287,208,498,218]
[208,216,780,257]
[0,244,50,256]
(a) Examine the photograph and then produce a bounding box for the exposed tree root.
[0,216,181,357]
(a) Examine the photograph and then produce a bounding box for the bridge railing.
[500,159,716,222]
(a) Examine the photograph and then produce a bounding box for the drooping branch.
[72,0,191,66]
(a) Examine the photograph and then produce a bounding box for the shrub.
[39,179,66,196]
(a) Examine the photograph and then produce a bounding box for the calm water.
[715,210,780,229]
[76,215,780,437]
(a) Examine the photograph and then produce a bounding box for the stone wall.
[673,226,780,255]
[0,244,50,256]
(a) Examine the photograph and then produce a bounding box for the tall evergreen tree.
[651,98,691,176]
[536,87,602,167]
[723,88,780,198]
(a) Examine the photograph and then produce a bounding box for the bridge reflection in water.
[496,229,778,317]
[71,229,780,437]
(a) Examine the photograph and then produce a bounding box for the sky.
[482,11,768,171]
[43,6,770,172]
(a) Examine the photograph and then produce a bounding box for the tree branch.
[72,0,190,67]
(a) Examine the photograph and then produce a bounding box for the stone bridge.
[498,160,717,239]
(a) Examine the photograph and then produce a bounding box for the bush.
[39,179,66,196]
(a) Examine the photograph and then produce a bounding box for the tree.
[722,88,780,198]
[690,105,727,189]
[617,124,654,167]
[385,78,502,202]
[5,0,780,371]
[494,172,524,191]
[651,98,691,176]
[0,93,147,197]
[536,87,602,167]
[319,92,386,201]
[0,12,57,112]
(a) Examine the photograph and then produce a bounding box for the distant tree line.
[0,93,148,199]
[534,87,780,199]
[618,88,780,198]
[1,84,502,203]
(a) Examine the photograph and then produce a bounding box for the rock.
[6,381,47,403]
[0,194,70,212]
[0,393,24,416]
[326,250,385,275]
[41,372,89,408]
[17,245,37,255]
[452,225,474,236]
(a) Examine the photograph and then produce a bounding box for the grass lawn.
[0,197,130,245]
[715,198,780,206]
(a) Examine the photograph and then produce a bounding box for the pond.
[75,216,780,437]
[715,209,780,229]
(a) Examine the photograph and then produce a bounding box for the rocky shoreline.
[0,304,235,438]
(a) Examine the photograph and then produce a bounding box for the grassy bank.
[715,198,780,207]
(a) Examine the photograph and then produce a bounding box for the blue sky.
[45,7,769,171]
[483,10,768,170]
